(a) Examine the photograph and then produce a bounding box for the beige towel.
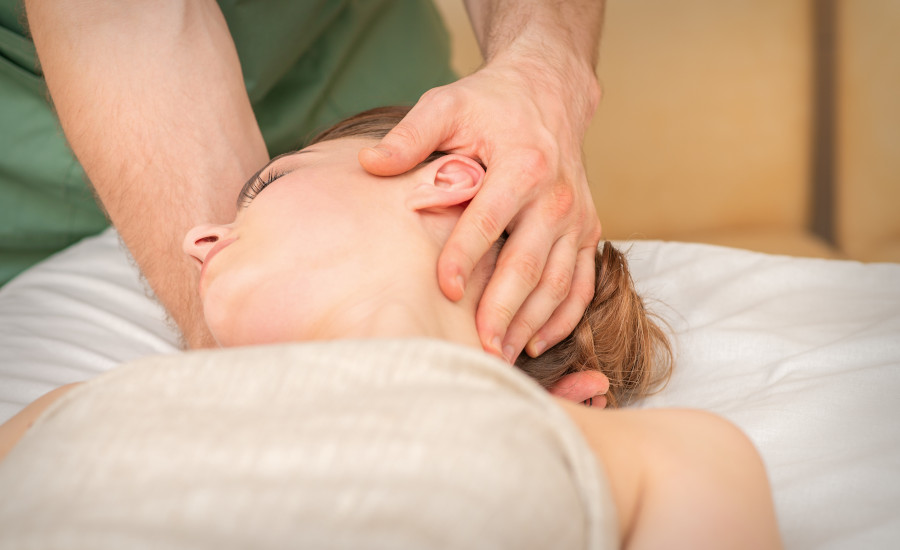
[0,339,616,549]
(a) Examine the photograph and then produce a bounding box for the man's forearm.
[463,0,604,70]
[26,1,269,347]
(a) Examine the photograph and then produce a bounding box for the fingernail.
[455,275,465,295]
[371,146,392,159]
[532,340,547,356]
[502,345,516,363]
[490,336,503,355]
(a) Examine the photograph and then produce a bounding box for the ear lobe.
[548,370,610,406]
[405,155,485,211]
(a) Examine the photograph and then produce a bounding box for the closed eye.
[236,149,312,210]
[238,169,286,208]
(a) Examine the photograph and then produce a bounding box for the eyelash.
[238,169,285,207]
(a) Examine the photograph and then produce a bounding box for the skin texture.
[13,6,782,545]
[184,138,491,350]
[26,0,604,358]
[360,0,605,363]
[0,138,781,548]
[25,0,267,348]
[557,401,783,550]
[181,136,609,406]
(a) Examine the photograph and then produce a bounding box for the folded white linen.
[0,339,615,550]
[0,228,180,423]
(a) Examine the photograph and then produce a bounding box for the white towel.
[0,338,616,549]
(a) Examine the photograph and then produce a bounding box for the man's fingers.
[472,219,557,358]
[437,173,523,303]
[358,90,457,177]
[498,234,578,362]
[525,244,598,357]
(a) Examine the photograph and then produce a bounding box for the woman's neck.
[310,264,483,351]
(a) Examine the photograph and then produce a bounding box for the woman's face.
[183,138,410,346]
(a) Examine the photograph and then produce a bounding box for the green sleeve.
[0,0,455,285]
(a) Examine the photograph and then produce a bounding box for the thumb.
[359,102,453,177]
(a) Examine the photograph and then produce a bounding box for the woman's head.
[183,106,672,406]
[183,108,492,348]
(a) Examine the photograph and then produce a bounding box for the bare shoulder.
[554,399,782,549]
[0,383,82,462]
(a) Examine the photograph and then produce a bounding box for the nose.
[183,224,231,265]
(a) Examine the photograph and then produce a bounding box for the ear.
[405,154,485,212]
[549,371,610,408]
[183,223,232,266]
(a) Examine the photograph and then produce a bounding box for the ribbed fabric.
[0,339,615,549]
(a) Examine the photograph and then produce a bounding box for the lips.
[199,237,236,293]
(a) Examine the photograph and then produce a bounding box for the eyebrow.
[236,150,310,208]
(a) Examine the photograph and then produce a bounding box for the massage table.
[0,228,897,548]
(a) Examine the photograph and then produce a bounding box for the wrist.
[484,47,601,134]
[464,0,604,126]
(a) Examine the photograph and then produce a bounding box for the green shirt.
[0,0,455,285]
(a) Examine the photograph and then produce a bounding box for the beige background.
[433,0,899,262]
[835,0,900,262]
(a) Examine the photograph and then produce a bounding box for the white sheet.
[1,227,898,548]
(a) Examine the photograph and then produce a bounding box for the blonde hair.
[515,242,672,406]
[310,107,673,406]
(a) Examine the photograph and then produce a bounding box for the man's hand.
[361,0,605,362]
[360,55,602,362]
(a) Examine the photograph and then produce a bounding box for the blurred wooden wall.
[433,0,899,262]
